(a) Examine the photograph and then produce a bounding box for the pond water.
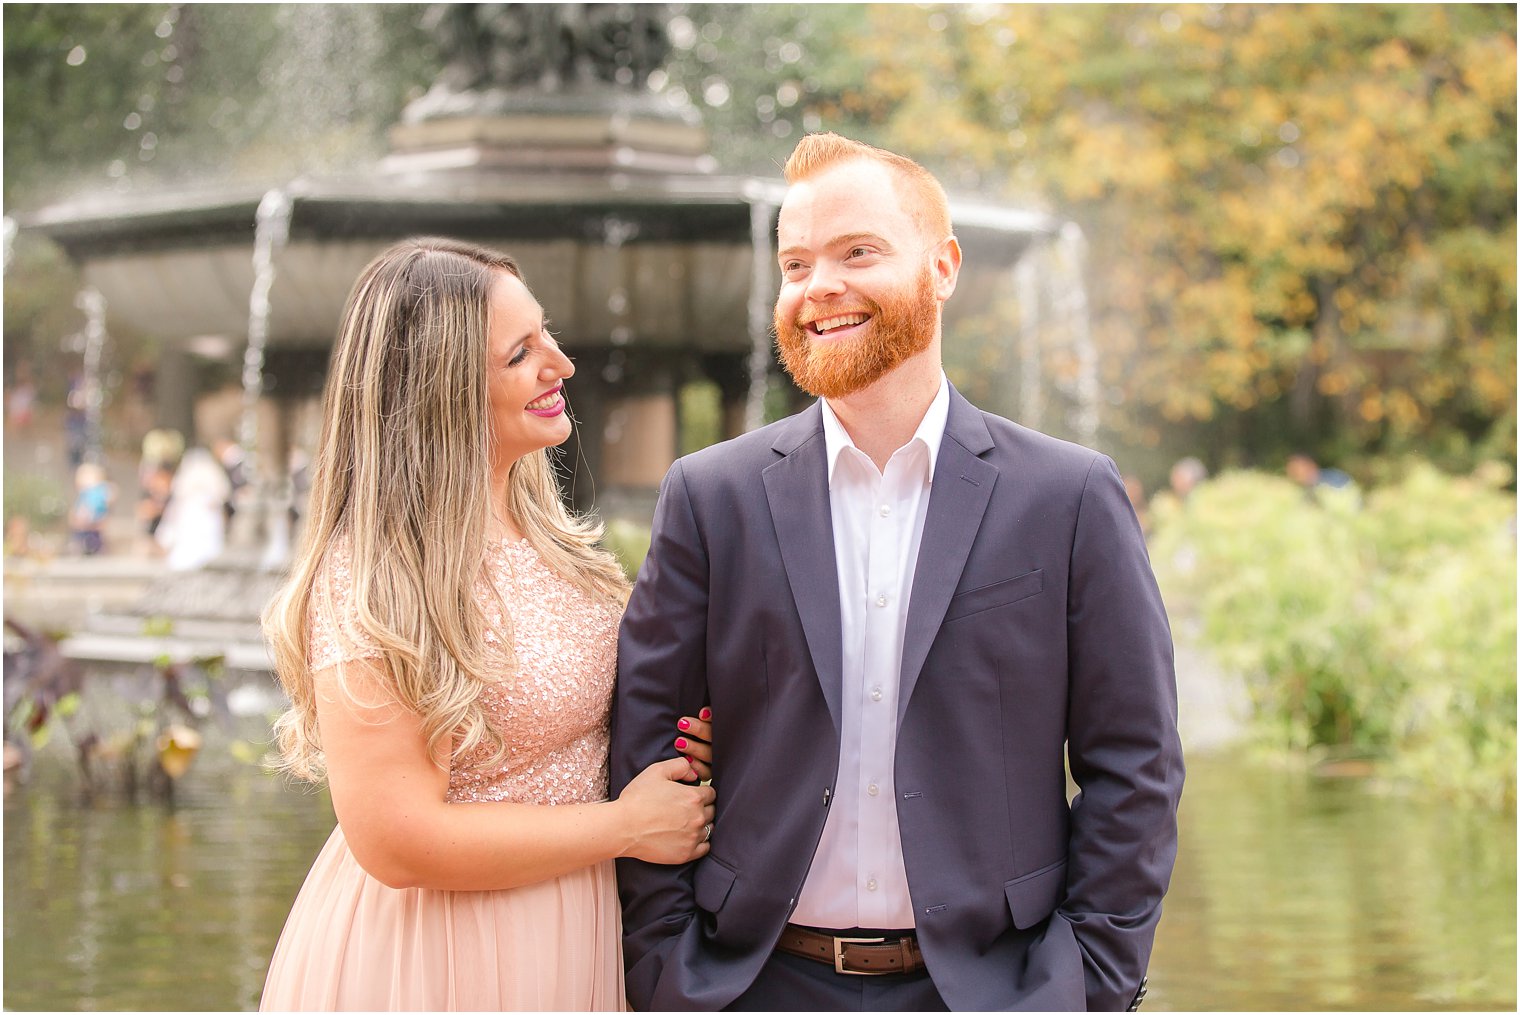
[4,743,1514,1011]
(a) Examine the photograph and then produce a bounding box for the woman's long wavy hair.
[266,237,629,783]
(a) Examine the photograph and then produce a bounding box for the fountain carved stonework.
[386,3,712,177]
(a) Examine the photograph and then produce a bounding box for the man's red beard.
[774,266,938,399]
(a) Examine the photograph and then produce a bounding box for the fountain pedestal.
[384,106,711,177]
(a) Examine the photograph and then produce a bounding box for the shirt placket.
[858,455,907,925]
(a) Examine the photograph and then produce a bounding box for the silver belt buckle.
[833,935,887,975]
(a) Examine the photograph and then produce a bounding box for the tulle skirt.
[260,825,626,1011]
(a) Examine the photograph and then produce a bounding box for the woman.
[155,447,229,570]
[260,238,715,1011]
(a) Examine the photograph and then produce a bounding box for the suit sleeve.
[610,458,712,1009]
[1061,454,1184,1011]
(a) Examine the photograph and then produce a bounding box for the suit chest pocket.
[943,568,1044,624]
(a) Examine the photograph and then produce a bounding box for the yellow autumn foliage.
[816,3,1514,467]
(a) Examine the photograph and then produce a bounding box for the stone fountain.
[15,3,1084,673]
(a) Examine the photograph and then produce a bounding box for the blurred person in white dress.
[155,448,229,570]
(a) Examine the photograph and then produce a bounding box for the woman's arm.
[316,659,716,892]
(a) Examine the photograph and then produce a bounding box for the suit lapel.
[762,405,844,733]
[898,389,998,725]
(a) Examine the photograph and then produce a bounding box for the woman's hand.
[616,756,717,865]
[674,706,713,781]
[316,659,713,891]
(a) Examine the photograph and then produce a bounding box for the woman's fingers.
[671,741,708,782]
[675,710,714,782]
[677,714,712,747]
[675,716,712,757]
[692,806,715,857]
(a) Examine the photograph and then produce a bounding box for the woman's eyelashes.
[508,323,554,367]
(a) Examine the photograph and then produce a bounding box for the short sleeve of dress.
[306,541,383,672]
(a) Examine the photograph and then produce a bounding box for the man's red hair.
[783,132,953,240]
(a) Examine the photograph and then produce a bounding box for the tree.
[3,4,438,208]
[3,4,172,207]
[798,4,1516,473]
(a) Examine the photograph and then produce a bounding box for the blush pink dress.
[260,537,627,1011]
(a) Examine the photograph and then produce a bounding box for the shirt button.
[867,783,879,796]
[870,686,883,702]
[866,878,879,892]
[879,504,891,517]
[875,594,888,608]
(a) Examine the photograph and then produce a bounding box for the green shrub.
[3,469,67,527]
[1152,462,1516,806]
[602,518,652,581]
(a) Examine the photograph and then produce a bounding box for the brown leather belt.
[775,924,926,976]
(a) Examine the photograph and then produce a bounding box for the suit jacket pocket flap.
[1004,858,1066,929]
[694,856,737,913]
[944,569,1044,623]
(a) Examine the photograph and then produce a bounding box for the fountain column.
[229,189,293,565]
[700,353,752,442]
[559,347,610,512]
[1058,223,1099,446]
[154,349,198,441]
[1014,249,1043,431]
[743,196,776,433]
[601,357,677,520]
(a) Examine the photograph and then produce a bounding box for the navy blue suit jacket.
[611,387,1183,1011]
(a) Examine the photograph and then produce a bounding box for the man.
[1286,452,1354,492]
[612,132,1183,1011]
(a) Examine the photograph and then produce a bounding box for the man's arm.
[611,458,713,1007]
[1062,455,1185,1011]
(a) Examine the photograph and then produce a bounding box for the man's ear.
[933,236,963,302]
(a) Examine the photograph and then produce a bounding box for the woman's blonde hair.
[266,237,629,783]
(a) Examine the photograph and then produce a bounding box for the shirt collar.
[820,373,951,488]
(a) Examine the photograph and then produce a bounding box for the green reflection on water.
[3,750,1514,1011]
[1148,753,1516,1011]
[4,751,334,1012]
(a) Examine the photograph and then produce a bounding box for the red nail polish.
[677,718,690,731]
[675,738,688,750]
[699,707,711,720]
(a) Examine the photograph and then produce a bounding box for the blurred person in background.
[64,373,89,469]
[1123,473,1150,535]
[137,428,184,555]
[6,361,36,433]
[1168,456,1208,502]
[213,437,248,526]
[68,462,112,556]
[286,445,312,543]
[154,447,229,571]
[1286,452,1353,492]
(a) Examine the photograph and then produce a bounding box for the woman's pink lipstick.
[525,384,566,417]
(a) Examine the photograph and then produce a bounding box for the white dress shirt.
[792,375,950,931]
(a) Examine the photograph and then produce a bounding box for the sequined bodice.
[307,538,624,805]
